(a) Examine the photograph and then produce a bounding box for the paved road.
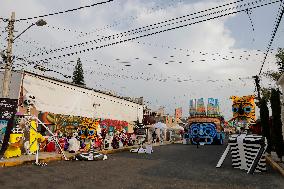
[0,144,283,189]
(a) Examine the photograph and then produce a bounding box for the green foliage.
[276,48,284,73]
[262,48,284,82]
[263,70,281,82]
[72,58,85,86]
[261,87,271,102]
[270,88,284,161]
[259,98,272,153]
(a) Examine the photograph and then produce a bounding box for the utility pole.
[253,75,261,100]
[2,12,15,98]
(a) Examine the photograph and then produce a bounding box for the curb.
[266,155,284,177]
[0,155,64,167]
[0,142,175,167]
[0,161,23,167]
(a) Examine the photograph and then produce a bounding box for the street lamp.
[13,19,47,41]
[2,12,47,98]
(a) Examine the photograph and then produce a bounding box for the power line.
[33,0,279,63]
[0,0,115,22]
[24,0,277,61]
[258,0,284,75]
[27,0,252,58]
[47,0,186,39]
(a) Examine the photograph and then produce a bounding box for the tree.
[259,98,272,153]
[275,48,284,74]
[72,58,85,85]
[270,88,284,162]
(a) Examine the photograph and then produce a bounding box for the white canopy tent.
[168,124,184,131]
[153,122,167,130]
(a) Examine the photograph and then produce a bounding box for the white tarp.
[153,122,167,130]
[168,124,184,131]
[23,73,143,122]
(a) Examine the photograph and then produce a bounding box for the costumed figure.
[111,132,120,149]
[75,118,107,161]
[130,123,152,154]
[4,126,24,158]
[23,94,67,165]
[67,132,80,153]
[23,93,36,115]
[22,93,45,155]
[120,129,128,146]
[103,133,113,150]
[216,95,267,174]
[24,118,45,155]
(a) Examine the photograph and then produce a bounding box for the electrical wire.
[0,0,115,22]
[258,0,284,75]
[33,0,280,63]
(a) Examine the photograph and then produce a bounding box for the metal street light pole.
[13,19,47,41]
[1,13,47,98]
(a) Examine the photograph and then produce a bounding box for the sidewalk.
[266,152,284,177]
[0,141,173,167]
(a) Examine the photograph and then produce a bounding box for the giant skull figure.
[23,93,36,115]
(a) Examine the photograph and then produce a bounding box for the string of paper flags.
[26,0,279,64]
[24,0,270,59]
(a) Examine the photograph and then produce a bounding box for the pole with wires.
[2,12,15,98]
[253,75,261,101]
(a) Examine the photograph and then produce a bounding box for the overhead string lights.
[14,56,72,79]
[133,41,269,63]
[38,56,253,85]
[27,0,279,63]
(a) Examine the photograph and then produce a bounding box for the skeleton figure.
[23,93,36,115]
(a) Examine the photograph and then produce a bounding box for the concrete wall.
[22,72,143,123]
[4,71,143,123]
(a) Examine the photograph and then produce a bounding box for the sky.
[0,0,283,120]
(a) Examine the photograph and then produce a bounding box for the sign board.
[0,98,18,152]
[0,98,18,120]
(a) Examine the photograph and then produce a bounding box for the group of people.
[41,128,138,153]
[151,129,165,144]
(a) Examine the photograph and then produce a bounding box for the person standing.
[152,129,157,143]
[196,135,200,148]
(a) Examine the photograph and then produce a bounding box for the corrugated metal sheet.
[0,71,22,99]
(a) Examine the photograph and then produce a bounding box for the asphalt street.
[0,144,283,189]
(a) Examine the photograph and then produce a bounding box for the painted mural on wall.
[38,112,129,136]
[100,119,128,133]
[230,95,256,126]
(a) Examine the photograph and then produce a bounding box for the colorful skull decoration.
[190,123,217,140]
[78,118,100,140]
[230,95,256,125]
